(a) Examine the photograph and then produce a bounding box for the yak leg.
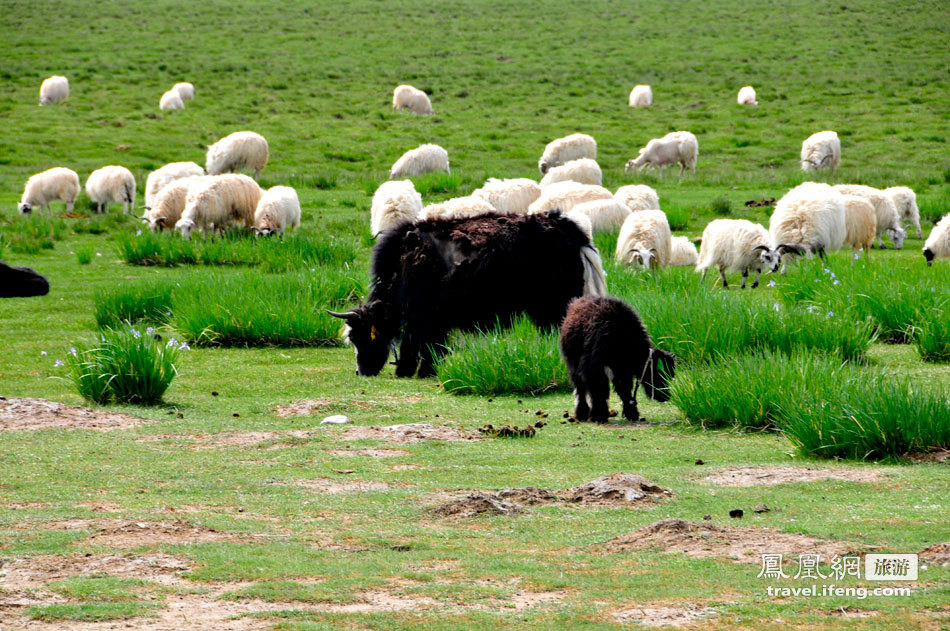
[570,370,590,421]
[611,369,640,422]
[396,332,421,378]
[417,332,448,379]
[587,368,611,424]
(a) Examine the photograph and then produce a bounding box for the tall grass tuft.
[65,327,184,405]
[171,269,363,347]
[75,244,93,265]
[412,172,461,196]
[437,316,569,395]
[2,215,67,253]
[911,309,950,362]
[94,280,174,329]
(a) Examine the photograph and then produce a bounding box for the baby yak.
[559,296,674,423]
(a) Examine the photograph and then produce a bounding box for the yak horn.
[326,310,355,319]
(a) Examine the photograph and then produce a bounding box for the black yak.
[559,295,674,423]
[329,211,607,377]
[0,261,49,298]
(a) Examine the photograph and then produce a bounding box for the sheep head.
[752,244,781,273]
[888,226,907,250]
[17,202,32,215]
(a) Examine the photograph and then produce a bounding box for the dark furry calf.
[559,296,674,423]
[0,261,49,298]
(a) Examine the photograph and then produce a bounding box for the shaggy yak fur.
[559,296,675,423]
[0,261,50,298]
[330,211,605,378]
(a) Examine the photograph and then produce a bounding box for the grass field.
[1,0,949,629]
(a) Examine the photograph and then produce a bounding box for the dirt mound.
[562,473,672,505]
[614,604,717,627]
[0,397,148,432]
[908,449,950,464]
[431,492,524,517]
[497,487,558,505]
[295,478,393,494]
[341,423,474,443]
[921,543,950,565]
[703,466,884,487]
[604,519,864,563]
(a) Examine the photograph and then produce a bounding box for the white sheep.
[206,131,269,179]
[614,184,660,212]
[628,85,652,107]
[769,182,846,270]
[142,175,206,232]
[833,184,906,249]
[568,198,630,235]
[669,236,699,267]
[696,219,794,288]
[884,186,922,239]
[173,82,195,101]
[527,181,614,215]
[625,131,698,176]
[538,133,597,174]
[392,84,433,115]
[39,76,69,105]
[737,86,758,105]
[800,131,840,171]
[371,179,422,235]
[471,178,540,215]
[923,214,950,266]
[841,195,876,260]
[144,162,205,209]
[539,158,602,187]
[389,144,450,179]
[175,174,263,240]
[615,209,672,270]
[160,90,184,110]
[85,166,137,214]
[18,167,80,214]
[422,195,496,221]
[254,186,301,236]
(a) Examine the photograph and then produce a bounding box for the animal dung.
[744,198,776,208]
[321,415,351,425]
[729,509,744,519]
[477,423,542,438]
[753,504,771,513]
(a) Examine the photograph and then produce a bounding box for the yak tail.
[580,244,608,297]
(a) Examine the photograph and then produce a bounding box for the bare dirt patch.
[603,518,866,564]
[826,607,880,618]
[921,543,950,566]
[327,448,409,458]
[140,430,314,450]
[562,473,672,505]
[390,463,424,471]
[0,397,148,432]
[294,478,393,494]
[508,589,565,610]
[431,492,525,517]
[0,553,191,591]
[36,519,251,547]
[702,466,885,487]
[613,603,717,627]
[273,399,335,417]
[497,487,558,505]
[908,449,950,464]
[340,423,475,444]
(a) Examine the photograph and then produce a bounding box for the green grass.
[94,278,175,328]
[75,242,93,264]
[911,309,950,362]
[26,602,157,622]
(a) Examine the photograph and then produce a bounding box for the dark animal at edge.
[0,261,50,298]
[559,295,675,423]
[329,211,606,377]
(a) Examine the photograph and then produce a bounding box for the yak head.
[328,299,399,376]
[641,347,676,402]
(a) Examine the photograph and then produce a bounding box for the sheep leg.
[66,200,74,212]
[571,373,590,421]
[718,266,728,289]
[611,370,640,423]
[587,369,611,424]
[751,269,762,289]
[877,235,886,249]
[740,269,749,289]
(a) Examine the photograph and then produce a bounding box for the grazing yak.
[329,211,608,378]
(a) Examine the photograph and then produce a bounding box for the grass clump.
[94,279,174,329]
[64,327,184,405]
[437,316,569,395]
[412,172,461,196]
[710,195,732,216]
[26,602,156,622]
[911,309,950,363]
[75,243,94,264]
[1,215,67,253]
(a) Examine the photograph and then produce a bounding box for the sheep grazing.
[422,195,496,221]
[85,166,137,214]
[538,133,597,175]
[769,182,846,268]
[175,174,263,240]
[159,90,184,110]
[527,181,614,215]
[923,214,950,266]
[625,131,698,176]
[800,131,840,171]
[390,144,450,179]
[18,167,81,215]
[173,82,195,101]
[615,209,672,270]
[841,195,876,260]
[471,178,541,215]
[737,86,758,105]
[206,131,269,179]
[143,175,205,232]
[628,84,653,107]
[669,236,699,267]
[144,162,205,209]
[568,199,631,235]
[833,184,906,249]
[371,180,423,236]
[254,186,301,237]
[39,75,69,105]
[696,219,799,288]
[560,296,675,424]
[392,84,433,115]
[615,184,660,212]
[884,186,922,239]
[540,158,602,187]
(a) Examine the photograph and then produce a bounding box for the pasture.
[1,0,949,629]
